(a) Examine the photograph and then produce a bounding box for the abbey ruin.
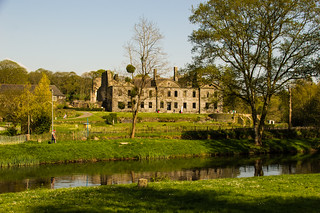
[96,67,223,114]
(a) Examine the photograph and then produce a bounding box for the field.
[0,174,319,212]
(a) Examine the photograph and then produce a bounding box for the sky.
[0,0,204,75]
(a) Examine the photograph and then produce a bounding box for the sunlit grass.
[0,174,319,212]
[0,138,318,167]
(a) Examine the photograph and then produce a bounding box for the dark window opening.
[167,102,172,110]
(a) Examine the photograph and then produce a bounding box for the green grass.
[0,138,319,167]
[0,174,319,212]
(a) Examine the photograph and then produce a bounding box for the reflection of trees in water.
[0,178,51,194]
[254,159,264,176]
[51,177,55,189]
[98,167,240,185]
[0,154,319,194]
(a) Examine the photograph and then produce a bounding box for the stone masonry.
[97,67,223,113]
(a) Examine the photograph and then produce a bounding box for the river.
[0,152,319,194]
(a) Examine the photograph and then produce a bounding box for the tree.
[190,0,320,146]
[124,17,168,138]
[28,68,53,84]
[0,74,52,134]
[31,73,52,134]
[0,60,28,84]
[291,79,320,126]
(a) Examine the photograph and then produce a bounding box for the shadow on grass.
[29,184,320,213]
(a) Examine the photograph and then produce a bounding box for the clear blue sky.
[0,0,203,75]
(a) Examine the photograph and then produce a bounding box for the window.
[118,89,122,96]
[207,92,210,98]
[174,102,178,108]
[205,103,210,109]
[168,91,171,97]
[149,102,153,108]
[214,102,218,109]
[193,103,196,109]
[167,102,172,110]
[118,102,125,109]
[128,90,131,97]
[193,91,196,98]
[141,102,144,108]
[128,102,132,108]
[160,101,164,108]
[184,91,187,97]
[174,91,178,97]
[183,102,187,109]
[149,90,153,98]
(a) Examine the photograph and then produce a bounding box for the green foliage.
[104,113,118,125]
[0,59,28,84]
[125,77,131,83]
[31,115,51,134]
[0,74,52,135]
[0,137,318,167]
[291,79,320,126]
[126,64,136,74]
[118,102,125,109]
[4,127,18,136]
[190,0,320,145]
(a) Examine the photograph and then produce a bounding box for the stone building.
[0,84,65,102]
[97,67,223,113]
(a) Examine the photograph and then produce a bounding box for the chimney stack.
[173,67,178,81]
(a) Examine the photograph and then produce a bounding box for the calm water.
[0,152,319,194]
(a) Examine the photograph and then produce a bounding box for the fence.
[0,135,27,145]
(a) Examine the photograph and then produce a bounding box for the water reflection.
[0,153,319,193]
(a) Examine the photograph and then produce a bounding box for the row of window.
[120,89,210,98]
[118,101,218,110]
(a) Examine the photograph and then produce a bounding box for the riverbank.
[0,173,319,212]
[0,138,319,167]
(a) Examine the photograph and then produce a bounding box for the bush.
[104,113,117,125]
[118,102,125,110]
[31,115,51,134]
[5,127,18,136]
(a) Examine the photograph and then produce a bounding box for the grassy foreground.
[0,138,319,167]
[0,174,319,212]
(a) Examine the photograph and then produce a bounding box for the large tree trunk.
[254,123,263,146]
[251,105,263,146]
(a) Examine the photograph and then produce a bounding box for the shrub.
[5,127,18,136]
[31,115,51,134]
[118,102,125,110]
[105,113,117,125]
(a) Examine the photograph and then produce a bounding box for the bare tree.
[124,17,168,138]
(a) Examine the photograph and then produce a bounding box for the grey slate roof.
[0,84,65,97]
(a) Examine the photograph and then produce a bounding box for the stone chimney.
[173,67,178,81]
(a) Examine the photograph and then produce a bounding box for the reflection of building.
[97,67,223,113]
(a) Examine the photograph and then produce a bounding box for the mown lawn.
[0,174,319,212]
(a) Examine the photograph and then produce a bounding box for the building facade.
[97,67,223,113]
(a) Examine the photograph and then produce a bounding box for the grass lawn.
[0,138,319,167]
[0,174,319,212]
